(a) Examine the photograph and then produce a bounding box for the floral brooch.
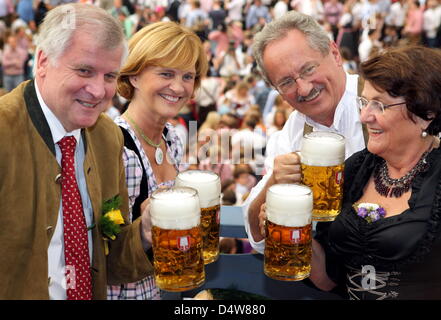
[99,195,125,255]
[355,203,386,223]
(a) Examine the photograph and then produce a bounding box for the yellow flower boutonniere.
[100,195,125,255]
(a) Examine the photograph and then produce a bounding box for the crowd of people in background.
[1,0,441,253]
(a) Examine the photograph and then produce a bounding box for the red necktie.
[58,136,92,300]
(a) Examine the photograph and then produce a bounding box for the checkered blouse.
[107,116,183,300]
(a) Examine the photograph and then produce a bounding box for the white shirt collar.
[34,80,81,144]
[303,72,359,131]
[288,72,364,159]
[331,72,359,131]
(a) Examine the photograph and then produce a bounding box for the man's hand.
[258,203,266,238]
[140,198,152,251]
[271,152,302,185]
[248,152,302,243]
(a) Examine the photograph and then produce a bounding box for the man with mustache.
[244,11,366,252]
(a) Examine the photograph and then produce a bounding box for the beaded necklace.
[373,151,430,198]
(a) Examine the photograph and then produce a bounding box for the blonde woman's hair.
[199,111,221,132]
[117,21,208,100]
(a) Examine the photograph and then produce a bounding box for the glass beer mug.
[175,170,221,264]
[264,184,313,281]
[150,187,205,292]
[300,131,345,222]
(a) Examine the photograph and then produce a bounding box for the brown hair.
[359,45,441,135]
[233,164,252,179]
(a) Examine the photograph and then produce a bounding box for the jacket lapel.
[24,81,56,156]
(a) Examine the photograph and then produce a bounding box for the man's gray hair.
[253,11,331,85]
[34,3,128,75]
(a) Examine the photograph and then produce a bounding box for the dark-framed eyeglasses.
[356,96,406,114]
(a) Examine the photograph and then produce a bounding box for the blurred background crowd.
[1,0,440,213]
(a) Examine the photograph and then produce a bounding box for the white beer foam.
[150,188,201,230]
[266,184,312,227]
[301,131,345,166]
[175,170,221,208]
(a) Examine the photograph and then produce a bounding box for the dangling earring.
[421,130,428,138]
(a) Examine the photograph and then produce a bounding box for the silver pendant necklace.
[125,114,164,165]
[154,147,163,165]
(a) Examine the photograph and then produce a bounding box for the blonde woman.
[108,21,208,300]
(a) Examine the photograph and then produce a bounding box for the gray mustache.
[297,85,324,103]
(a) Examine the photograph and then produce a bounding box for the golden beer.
[200,204,221,264]
[301,163,344,221]
[264,184,313,281]
[175,170,221,264]
[265,221,312,281]
[151,225,204,292]
[300,131,345,222]
[150,187,205,292]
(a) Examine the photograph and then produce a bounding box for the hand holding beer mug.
[150,187,205,292]
[264,184,313,281]
[175,170,221,264]
[300,132,345,221]
[271,152,302,184]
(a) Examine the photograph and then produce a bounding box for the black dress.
[316,147,441,300]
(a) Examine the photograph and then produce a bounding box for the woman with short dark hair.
[310,46,441,299]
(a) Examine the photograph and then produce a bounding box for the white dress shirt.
[423,7,441,39]
[386,1,406,28]
[226,0,244,22]
[35,81,94,300]
[273,1,289,20]
[242,73,365,253]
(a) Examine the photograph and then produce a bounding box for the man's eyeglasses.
[275,63,320,95]
[356,96,406,114]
